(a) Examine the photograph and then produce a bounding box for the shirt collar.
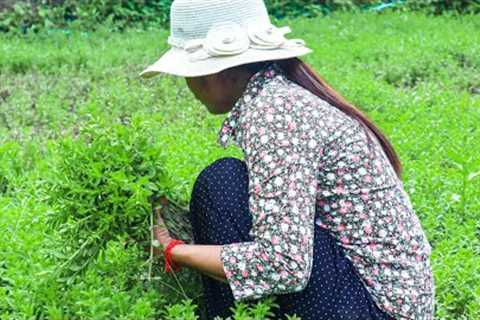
[217,62,286,148]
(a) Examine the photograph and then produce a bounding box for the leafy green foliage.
[0,10,479,319]
[0,0,478,34]
[406,0,480,14]
[0,0,173,33]
[0,198,168,319]
[161,297,288,320]
[42,117,174,278]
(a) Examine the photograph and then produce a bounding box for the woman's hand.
[147,205,227,282]
[151,208,173,256]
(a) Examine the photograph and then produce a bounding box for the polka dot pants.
[188,157,394,320]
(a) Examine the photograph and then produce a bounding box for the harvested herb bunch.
[42,118,192,280]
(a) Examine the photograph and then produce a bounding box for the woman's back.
[309,89,435,319]
[222,62,435,319]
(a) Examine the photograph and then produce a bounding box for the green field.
[1,10,479,319]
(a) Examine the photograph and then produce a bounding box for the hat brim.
[139,46,313,78]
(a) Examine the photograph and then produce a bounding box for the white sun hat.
[139,0,313,78]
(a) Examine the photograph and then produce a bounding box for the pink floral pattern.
[217,63,435,319]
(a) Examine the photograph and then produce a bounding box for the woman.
[141,0,435,319]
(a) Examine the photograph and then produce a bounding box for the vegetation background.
[0,0,479,33]
[0,1,479,319]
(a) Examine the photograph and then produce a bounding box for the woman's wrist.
[170,242,188,265]
[163,239,185,273]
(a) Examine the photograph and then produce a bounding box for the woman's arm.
[153,91,320,302]
[171,244,227,283]
[213,91,320,301]
[152,214,227,283]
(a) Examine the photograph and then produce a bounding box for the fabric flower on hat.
[205,22,250,56]
[185,22,250,61]
[183,21,305,62]
[248,23,304,49]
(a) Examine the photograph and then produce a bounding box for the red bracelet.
[164,239,185,273]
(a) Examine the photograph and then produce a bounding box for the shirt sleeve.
[219,92,320,301]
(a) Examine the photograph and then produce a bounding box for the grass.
[0,9,479,319]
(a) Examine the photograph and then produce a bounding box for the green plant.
[0,10,479,319]
[42,116,174,279]
[161,299,200,320]
[1,0,478,34]
[0,0,173,33]
[406,0,480,14]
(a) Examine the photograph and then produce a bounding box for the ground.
[0,10,479,320]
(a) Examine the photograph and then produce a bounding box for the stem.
[58,238,92,271]
[140,275,190,298]
[169,265,189,300]
[148,205,155,282]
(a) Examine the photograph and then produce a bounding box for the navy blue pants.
[188,157,394,320]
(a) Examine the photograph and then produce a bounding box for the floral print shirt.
[217,63,435,320]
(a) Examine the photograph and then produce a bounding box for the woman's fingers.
[156,210,166,226]
[153,210,173,246]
